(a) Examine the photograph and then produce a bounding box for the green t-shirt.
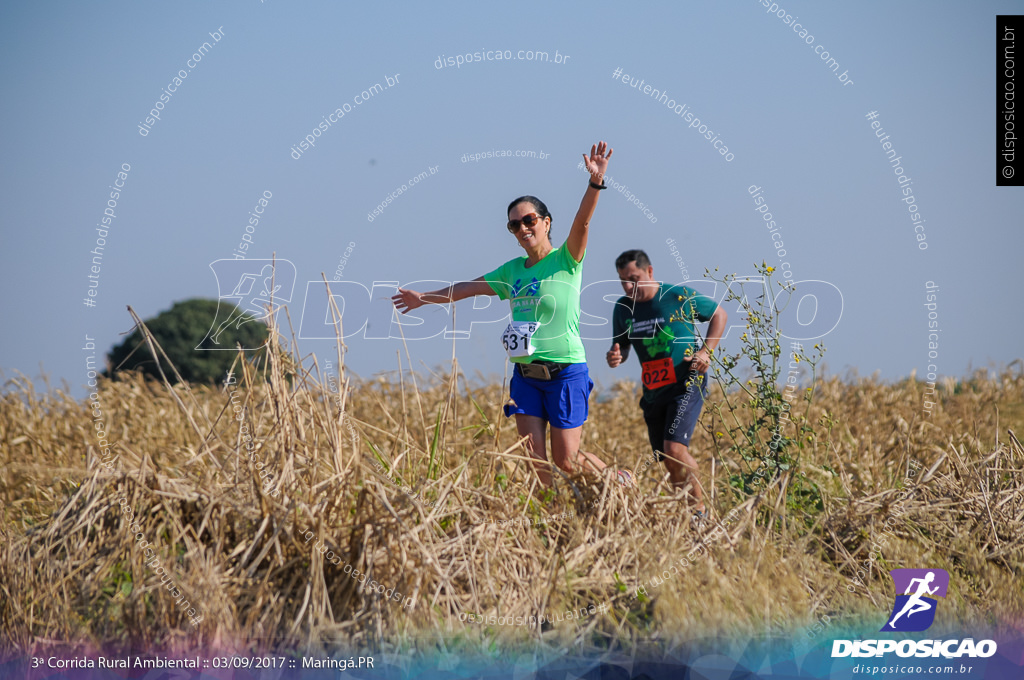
[611,283,718,404]
[484,242,586,364]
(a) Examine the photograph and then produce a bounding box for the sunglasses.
[507,213,545,233]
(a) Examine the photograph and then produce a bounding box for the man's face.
[616,261,657,301]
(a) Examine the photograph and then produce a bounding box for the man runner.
[606,249,727,516]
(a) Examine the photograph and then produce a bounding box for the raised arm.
[391,276,496,314]
[567,141,613,263]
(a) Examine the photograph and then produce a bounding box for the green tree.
[106,298,269,385]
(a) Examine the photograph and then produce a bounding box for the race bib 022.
[641,357,676,390]
[501,322,539,358]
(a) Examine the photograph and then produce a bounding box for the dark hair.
[615,249,651,271]
[507,195,553,239]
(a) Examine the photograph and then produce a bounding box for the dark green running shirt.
[611,283,718,405]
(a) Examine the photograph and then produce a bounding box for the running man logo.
[201,259,296,349]
[881,568,949,632]
[511,277,540,298]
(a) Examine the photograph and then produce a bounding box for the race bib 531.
[501,322,539,358]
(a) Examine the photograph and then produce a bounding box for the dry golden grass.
[1,317,1022,660]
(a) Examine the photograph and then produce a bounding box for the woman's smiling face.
[507,202,550,251]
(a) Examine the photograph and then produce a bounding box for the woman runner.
[392,141,620,487]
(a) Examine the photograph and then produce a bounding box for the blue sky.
[1,0,1020,397]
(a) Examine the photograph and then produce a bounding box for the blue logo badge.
[881,568,949,632]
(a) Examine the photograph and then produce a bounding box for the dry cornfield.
[1,319,1022,664]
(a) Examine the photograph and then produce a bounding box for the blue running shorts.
[503,363,593,429]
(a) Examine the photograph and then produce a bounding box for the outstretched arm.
[392,276,496,314]
[567,141,613,263]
